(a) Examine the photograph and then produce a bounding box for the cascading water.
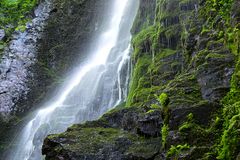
[8,0,139,160]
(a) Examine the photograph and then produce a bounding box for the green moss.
[187,113,194,121]
[200,26,211,36]
[126,0,239,159]
[217,115,240,160]
[217,33,240,159]
[150,104,161,109]
[153,49,176,61]
[48,126,161,158]
[127,138,161,159]
[49,127,132,153]
[205,53,228,59]
[146,109,155,114]
[103,102,126,116]
[132,26,157,59]
[126,55,152,106]
[0,0,38,59]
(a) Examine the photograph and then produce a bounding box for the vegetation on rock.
[0,0,37,58]
[1,0,239,159]
[42,0,240,158]
[43,0,240,159]
[0,0,37,37]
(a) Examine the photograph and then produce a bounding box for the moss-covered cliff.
[42,0,240,159]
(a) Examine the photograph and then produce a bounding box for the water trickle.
[8,0,139,159]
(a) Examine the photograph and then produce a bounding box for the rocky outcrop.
[42,106,162,160]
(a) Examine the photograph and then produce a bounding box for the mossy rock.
[43,127,161,160]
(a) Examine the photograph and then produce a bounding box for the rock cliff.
[43,0,240,159]
[0,0,109,156]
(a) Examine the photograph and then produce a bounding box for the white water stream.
[8,0,139,159]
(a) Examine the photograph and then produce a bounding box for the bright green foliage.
[206,0,233,20]
[218,59,240,159]
[146,109,155,114]
[126,55,152,107]
[127,0,240,159]
[150,104,161,109]
[0,0,37,38]
[179,113,195,132]
[217,114,240,160]
[167,144,190,158]
[178,122,194,132]
[186,113,193,121]
[158,93,169,108]
[161,124,169,149]
[0,0,37,63]
[132,26,157,59]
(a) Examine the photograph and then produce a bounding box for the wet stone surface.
[0,30,5,41]
[0,1,52,118]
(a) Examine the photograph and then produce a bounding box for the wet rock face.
[102,107,163,137]
[0,1,52,118]
[169,102,218,130]
[0,0,111,156]
[0,1,53,156]
[0,0,110,119]
[131,0,156,34]
[0,30,5,41]
[14,0,110,117]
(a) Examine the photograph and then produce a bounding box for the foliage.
[206,0,233,20]
[150,104,161,109]
[128,0,240,159]
[217,60,240,159]
[167,144,190,158]
[132,26,157,59]
[217,114,240,160]
[126,55,152,106]
[178,113,195,132]
[161,124,169,149]
[157,93,169,108]
[0,0,37,38]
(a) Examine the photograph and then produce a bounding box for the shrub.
[158,92,169,108]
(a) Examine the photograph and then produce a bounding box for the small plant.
[187,113,194,122]
[156,93,170,124]
[150,104,160,109]
[179,113,194,132]
[15,25,26,32]
[158,92,169,108]
[167,144,190,159]
[0,0,37,40]
[161,124,169,149]
[146,109,155,114]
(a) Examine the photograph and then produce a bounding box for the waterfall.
[8,0,139,159]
